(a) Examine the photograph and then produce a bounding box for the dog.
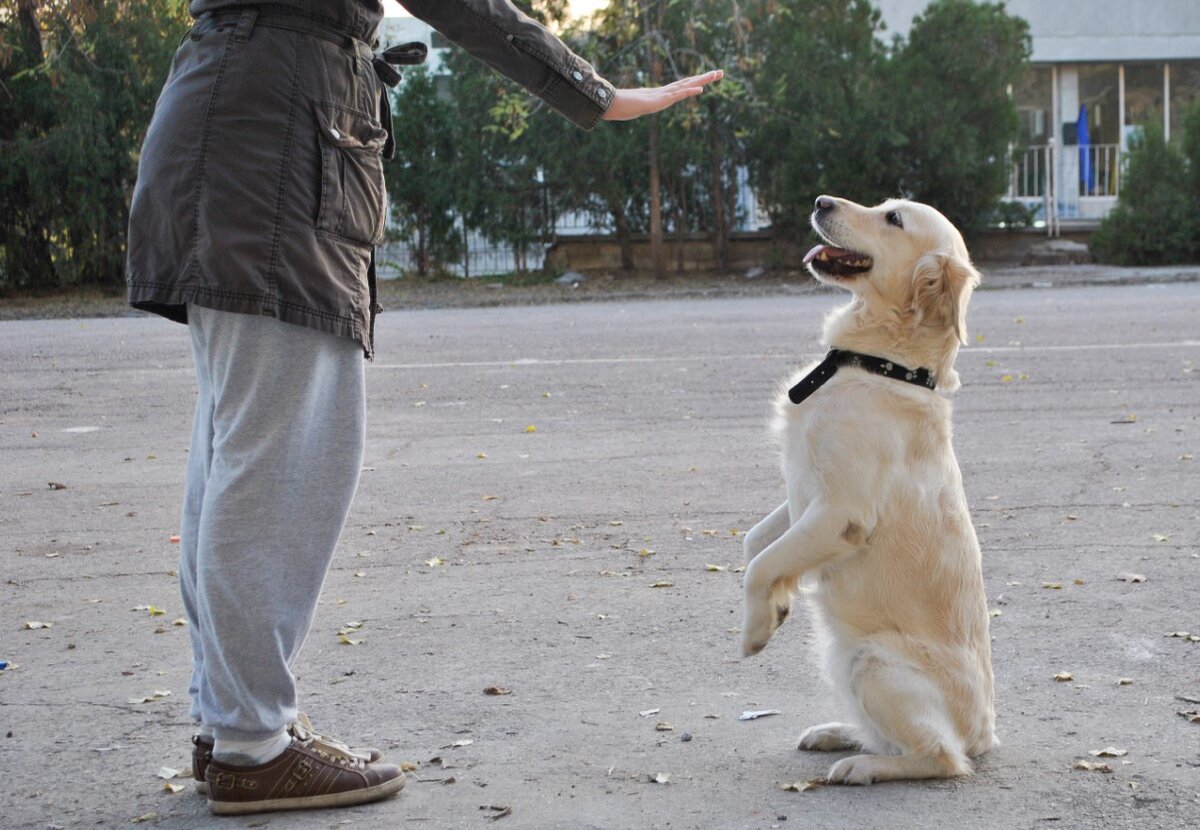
[740,195,995,785]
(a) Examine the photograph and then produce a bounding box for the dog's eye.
[886,210,904,229]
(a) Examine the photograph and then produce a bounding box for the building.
[376,16,449,75]
[875,0,1200,228]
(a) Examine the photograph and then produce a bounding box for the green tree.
[435,0,570,275]
[890,0,1031,235]
[748,0,895,237]
[385,67,462,277]
[654,0,756,272]
[533,17,650,271]
[750,0,1029,239]
[0,1,187,290]
[1090,108,1199,265]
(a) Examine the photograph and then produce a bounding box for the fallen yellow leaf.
[1073,759,1112,773]
[649,581,674,589]
[1054,671,1073,682]
[780,778,826,792]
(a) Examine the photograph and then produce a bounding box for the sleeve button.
[597,88,608,99]
[571,70,583,81]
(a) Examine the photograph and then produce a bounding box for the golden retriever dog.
[740,195,995,785]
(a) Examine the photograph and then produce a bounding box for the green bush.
[1090,103,1200,265]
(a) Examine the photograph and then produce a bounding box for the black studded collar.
[788,348,936,406]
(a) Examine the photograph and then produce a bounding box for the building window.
[1015,66,1053,146]
[1076,64,1119,146]
[1124,62,1165,144]
[1169,60,1200,142]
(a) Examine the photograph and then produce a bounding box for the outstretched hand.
[601,70,724,121]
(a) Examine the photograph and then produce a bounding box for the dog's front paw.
[826,754,884,786]
[739,597,787,657]
[741,571,793,657]
[741,590,782,656]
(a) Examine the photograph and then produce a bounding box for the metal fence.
[1007,142,1122,227]
[378,170,771,278]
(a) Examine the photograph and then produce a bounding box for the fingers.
[672,69,725,90]
[601,69,724,121]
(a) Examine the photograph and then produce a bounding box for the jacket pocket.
[313,101,388,247]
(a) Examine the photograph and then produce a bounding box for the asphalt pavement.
[1,279,1198,829]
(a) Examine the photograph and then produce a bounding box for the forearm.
[397,0,614,129]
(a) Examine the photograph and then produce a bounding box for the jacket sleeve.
[396,0,615,130]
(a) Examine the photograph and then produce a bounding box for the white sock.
[196,724,214,739]
[212,730,290,766]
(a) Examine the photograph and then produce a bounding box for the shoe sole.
[208,775,404,815]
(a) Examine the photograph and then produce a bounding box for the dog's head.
[805,195,981,389]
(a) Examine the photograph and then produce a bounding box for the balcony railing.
[1010,143,1122,199]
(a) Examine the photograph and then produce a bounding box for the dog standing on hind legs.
[740,195,997,785]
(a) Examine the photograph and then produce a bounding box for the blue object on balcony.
[1077,105,1094,194]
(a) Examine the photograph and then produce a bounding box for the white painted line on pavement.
[369,340,1200,371]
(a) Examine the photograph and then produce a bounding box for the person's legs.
[182,305,366,755]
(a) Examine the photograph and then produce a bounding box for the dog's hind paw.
[798,723,862,752]
[827,751,970,784]
[826,754,885,785]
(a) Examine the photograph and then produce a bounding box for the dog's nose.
[815,195,836,212]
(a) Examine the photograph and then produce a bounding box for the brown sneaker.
[192,734,214,794]
[205,736,404,815]
[193,715,383,796]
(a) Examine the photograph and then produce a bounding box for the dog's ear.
[911,253,981,344]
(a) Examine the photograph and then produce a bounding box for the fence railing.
[1009,143,1121,200]
[379,171,770,278]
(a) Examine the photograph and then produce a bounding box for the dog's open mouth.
[803,244,873,278]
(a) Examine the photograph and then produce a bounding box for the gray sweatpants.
[179,305,366,741]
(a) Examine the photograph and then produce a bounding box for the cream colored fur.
[740,196,996,785]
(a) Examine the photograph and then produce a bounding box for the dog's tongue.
[803,244,850,265]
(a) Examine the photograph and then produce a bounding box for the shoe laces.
[290,717,368,769]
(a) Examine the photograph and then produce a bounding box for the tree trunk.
[612,207,634,272]
[672,174,686,273]
[414,201,428,277]
[708,115,730,273]
[643,1,665,277]
[17,0,44,64]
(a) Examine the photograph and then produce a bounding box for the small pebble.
[680,732,693,743]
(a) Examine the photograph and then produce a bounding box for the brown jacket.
[126,1,614,357]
